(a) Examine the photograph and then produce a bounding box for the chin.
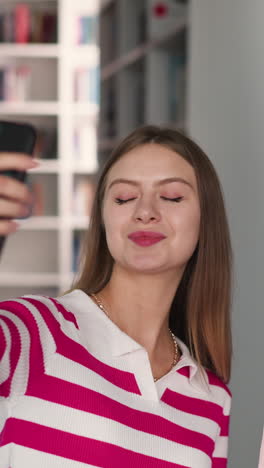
[125,259,175,275]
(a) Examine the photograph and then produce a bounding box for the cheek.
[173,205,200,240]
[102,203,127,249]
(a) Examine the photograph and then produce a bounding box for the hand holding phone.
[0,152,38,234]
[0,121,37,254]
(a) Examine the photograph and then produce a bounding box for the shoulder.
[203,368,232,417]
[205,368,232,398]
[0,294,63,320]
[0,293,80,340]
[0,295,58,398]
[177,338,232,401]
[0,293,82,398]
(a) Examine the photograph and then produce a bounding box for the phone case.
[0,120,37,255]
[0,120,36,182]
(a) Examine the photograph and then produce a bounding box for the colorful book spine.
[77,15,98,44]
[0,66,31,101]
[74,67,100,104]
[15,4,30,43]
[0,7,57,43]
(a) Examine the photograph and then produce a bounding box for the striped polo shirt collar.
[61,289,209,395]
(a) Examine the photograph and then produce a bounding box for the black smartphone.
[0,120,37,254]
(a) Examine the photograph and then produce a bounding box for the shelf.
[69,217,90,230]
[101,18,187,81]
[72,44,100,66]
[71,166,98,175]
[0,44,60,57]
[18,216,60,230]
[0,272,60,287]
[18,216,92,231]
[0,102,59,115]
[72,102,99,116]
[29,160,60,174]
[31,162,97,174]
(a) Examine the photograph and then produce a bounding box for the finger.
[0,176,33,205]
[0,197,31,219]
[0,219,19,236]
[0,152,39,171]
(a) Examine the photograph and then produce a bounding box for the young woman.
[0,125,232,467]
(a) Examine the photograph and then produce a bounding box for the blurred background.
[0,0,263,466]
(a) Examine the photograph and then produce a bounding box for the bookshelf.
[0,0,99,300]
[98,0,188,164]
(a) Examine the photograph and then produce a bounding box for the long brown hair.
[73,125,233,383]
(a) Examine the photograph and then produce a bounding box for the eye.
[161,196,183,203]
[115,197,136,205]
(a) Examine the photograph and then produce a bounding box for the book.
[16,66,31,101]
[74,66,100,104]
[42,13,57,43]
[4,67,17,101]
[77,15,98,44]
[0,65,31,101]
[0,7,57,43]
[30,10,44,43]
[15,4,30,43]
[34,127,57,160]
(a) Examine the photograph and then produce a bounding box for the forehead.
[106,143,197,188]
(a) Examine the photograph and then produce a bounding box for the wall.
[188,1,264,466]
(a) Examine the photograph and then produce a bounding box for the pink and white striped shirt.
[0,289,231,467]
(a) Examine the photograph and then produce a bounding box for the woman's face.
[102,143,200,276]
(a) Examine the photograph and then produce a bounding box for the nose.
[133,197,161,224]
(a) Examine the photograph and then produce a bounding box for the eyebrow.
[108,177,194,191]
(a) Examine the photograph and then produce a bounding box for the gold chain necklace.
[91,293,179,382]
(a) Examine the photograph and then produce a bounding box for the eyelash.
[115,196,183,205]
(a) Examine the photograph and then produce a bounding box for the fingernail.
[9,221,19,232]
[28,159,41,171]
[29,158,41,167]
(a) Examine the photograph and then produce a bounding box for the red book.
[15,4,30,43]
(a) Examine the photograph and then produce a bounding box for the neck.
[97,264,183,361]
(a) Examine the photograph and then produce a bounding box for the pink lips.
[128,231,166,247]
